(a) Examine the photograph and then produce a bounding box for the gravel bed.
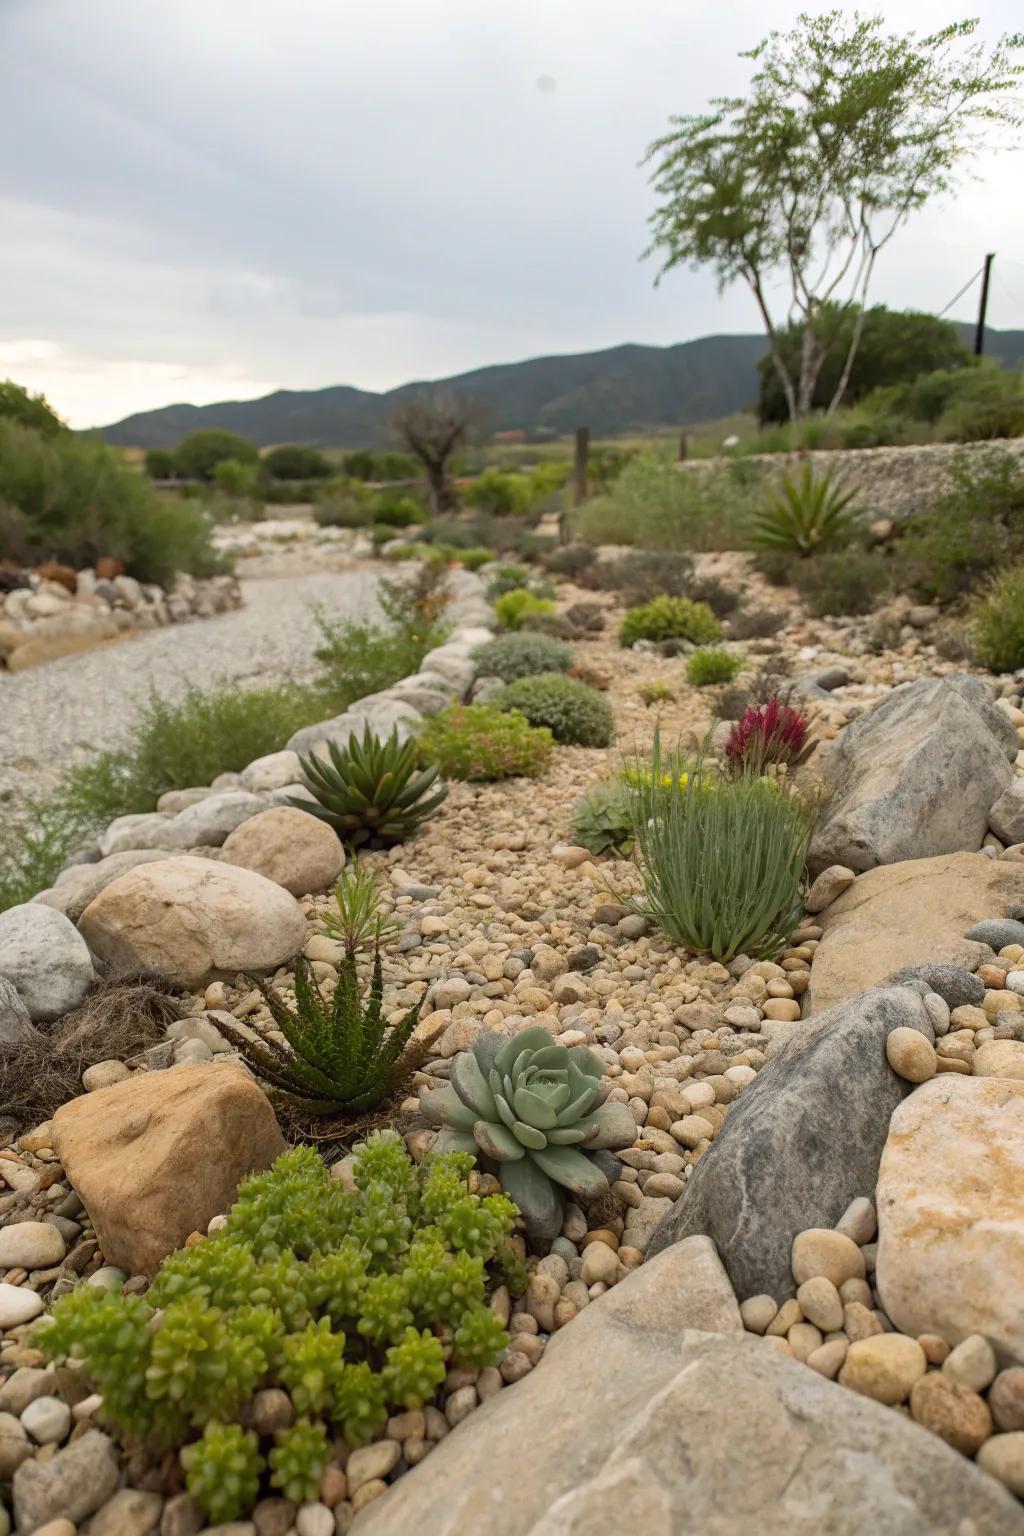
[0,570,382,806]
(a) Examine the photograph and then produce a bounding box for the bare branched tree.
[392,392,478,517]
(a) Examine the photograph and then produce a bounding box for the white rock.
[0,1285,44,1329]
[0,905,94,1022]
[240,751,303,793]
[20,1397,71,1445]
[0,1222,66,1269]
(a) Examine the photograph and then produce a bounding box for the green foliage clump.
[629,735,817,961]
[313,486,371,527]
[541,544,596,580]
[493,589,557,630]
[484,563,534,599]
[494,674,614,747]
[0,378,64,435]
[42,1140,515,1521]
[366,490,427,527]
[637,679,675,705]
[415,705,553,781]
[686,648,742,687]
[296,726,446,849]
[342,449,417,481]
[574,454,756,552]
[174,429,259,481]
[747,465,860,556]
[970,562,1024,673]
[264,444,334,481]
[598,549,695,603]
[619,595,722,647]
[788,548,892,617]
[214,458,261,499]
[144,447,176,478]
[472,632,572,683]
[463,468,533,517]
[896,448,1024,601]
[569,782,635,856]
[425,1028,610,1246]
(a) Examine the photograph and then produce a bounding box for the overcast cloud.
[1,0,1022,427]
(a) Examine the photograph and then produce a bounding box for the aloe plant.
[292,726,446,848]
[421,1028,615,1245]
[748,464,859,555]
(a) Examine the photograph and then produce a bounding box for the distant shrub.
[541,545,596,580]
[687,648,742,687]
[342,449,417,481]
[264,444,334,481]
[637,679,675,705]
[598,550,695,603]
[144,447,177,478]
[214,458,261,499]
[790,549,891,617]
[746,464,860,556]
[619,596,722,648]
[896,448,1024,601]
[485,563,534,599]
[463,469,533,517]
[575,455,756,551]
[494,673,614,747]
[366,490,427,527]
[472,633,572,683]
[0,379,64,436]
[175,429,258,481]
[728,605,788,639]
[416,705,553,780]
[313,485,371,528]
[970,563,1024,672]
[493,589,557,630]
[938,369,1024,442]
[450,546,494,570]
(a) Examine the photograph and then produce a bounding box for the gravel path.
[0,569,382,804]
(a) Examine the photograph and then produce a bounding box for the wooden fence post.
[573,426,590,506]
[677,432,688,462]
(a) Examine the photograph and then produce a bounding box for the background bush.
[494,673,614,747]
[264,444,334,481]
[574,454,758,551]
[472,632,572,682]
[895,447,1024,601]
[687,648,742,687]
[416,705,554,780]
[970,563,1024,672]
[174,429,258,481]
[619,595,722,647]
[493,589,557,630]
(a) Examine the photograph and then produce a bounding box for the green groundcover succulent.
[420,1028,614,1244]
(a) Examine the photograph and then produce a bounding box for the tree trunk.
[797,313,828,418]
[424,460,457,518]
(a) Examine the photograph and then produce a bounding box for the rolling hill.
[95,325,1024,450]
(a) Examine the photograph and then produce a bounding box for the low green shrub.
[896,448,1024,601]
[637,679,676,705]
[789,549,892,617]
[597,550,695,603]
[541,545,596,580]
[574,454,757,551]
[629,736,817,960]
[485,563,534,599]
[746,464,860,556]
[493,589,557,630]
[366,490,427,527]
[462,468,533,517]
[570,781,635,855]
[970,563,1024,672]
[42,1140,517,1522]
[472,632,572,683]
[313,488,371,528]
[494,673,614,747]
[415,705,553,780]
[264,445,334,481]
[687,648,742,687]
[342,449,417,481]
[619,596,722,648]
[175,429,258,480]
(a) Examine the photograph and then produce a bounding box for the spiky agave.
[215,954,424,1115]
[748,463,859,555]
[421,1028,615,1245]
[292,726,447,848]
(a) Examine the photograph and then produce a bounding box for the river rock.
[354,1322,1023,1536]
[991,780,1024,846]
[0,1222,66,1269]
[0,975,38,1046]
[807,853,1024,1014]
[52,1061,285,1276]
[34,850,172,923]
[808,675,1014,877]
[78,856,306,987]
[287,699,421,756]
[219,807,343,896]
[647,987,929,1301]
[12,1430,120,1532]
[97,813,172,857]
[875,1074,1024,1363]
[0,905,94,1022]
[239,751,303,793]
[161,791,264,849]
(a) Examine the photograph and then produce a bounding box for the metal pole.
[974,253,995,357]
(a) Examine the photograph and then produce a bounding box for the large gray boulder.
[356,1287,1022,1535]
[161,790,264,849]
[648,986,931,1301]
[809,675,1015,877]
[0,904,95,1022]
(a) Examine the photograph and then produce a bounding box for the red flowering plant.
[725,696,810,776]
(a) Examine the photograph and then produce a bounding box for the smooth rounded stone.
[838,1335,927,1405]
[967,918,1024,950]
[239,751,303,793]
[804,865,856,915]
[20,1397,70,1446]
[87,1266,128,1292]
[295,1503,333,1536]
[671,1114,715,1149]
[973,1039,1024,1079]
[835,1197,876,1246]
[922,992,951,1036]
[0,1221,66,1269]
[82,1059,131,1092]
[88,1490,165,1536]
[39,850,175,924]
[0,1413,31,1478]
[991,1368,1024,1431]
[0,1370,58,1417]
[98,812,173,857]
[251,1498,295,1536]
[844,1301,883,1341]
[432,976,472,1009]
[78,856,308,988]
[739,1295,778,1335]
[787,1322,823,1362]
[13,1430,120,1530]
[885,1026,936,1082]
[26,1522,74,1536]
[251,1389,294,1436]
[796,1277,844,1334]
[0,1285,44,1329]
[1008,971,1024,996]
[909,1371,993,1455]
[765,1299,803,1339]
[0,975,38,1048]
[161,791,264,849]
[887,963,986,1010]
[0,904,94,1023]
[345,1440,400,1493]
[977,1433,1024,1497]
[807,1338,848,1379]
[580,1243,619,1287]
[943,1333,998,1392]
[219,808,344,897]
[792,1229,865,1288]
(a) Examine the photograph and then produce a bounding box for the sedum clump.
[41,1138,515,1523]
[472,632,573,683]
[415,705,553,781]
[421,1027,615,1247]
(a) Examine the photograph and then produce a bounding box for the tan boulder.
[807,853,1024,1014]
[78,855,307,987]
[52,1061,285,1276]
[875,1075,1024,1363]
[974,1040,1024,1080]
[219,807,343,897]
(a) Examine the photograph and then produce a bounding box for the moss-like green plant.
[293,725,447,848]
[422,1028,614,1246]
[970,561,1024,672]
[493,673,614,747]
[42,1139,516,1517]
[493,588,557,630]
[415,705,553,781]
[472,632,573,682]
[637,679,676,705]
[619,595,722,647]
[569,782,635,856]
[686,648,743,687]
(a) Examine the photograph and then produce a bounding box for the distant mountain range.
[96,325,1024,449]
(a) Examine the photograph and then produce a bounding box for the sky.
[1,0,1023,428]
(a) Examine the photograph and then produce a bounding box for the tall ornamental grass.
[629,734,817,960]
